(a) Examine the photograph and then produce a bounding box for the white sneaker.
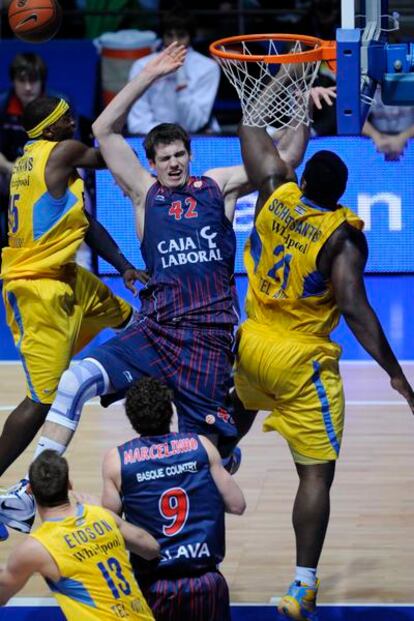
[0,479,35,533]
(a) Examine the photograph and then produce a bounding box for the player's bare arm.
[199,436,246,515]
[325,225,414,413]
[101,447,123,515]
[205,165,252,222]
[110,510,160,561]
[92,42,187,223]
[45,140,105,198]
[239,123,295,216]
[0,537,59,604]
[274,86,336,169]
[238,85,336,218]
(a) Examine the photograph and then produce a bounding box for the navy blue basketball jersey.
[118,432,225,577]
[139,176,239,327]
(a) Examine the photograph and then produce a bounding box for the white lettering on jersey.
[157,228,223,269]
[160,542,211,562]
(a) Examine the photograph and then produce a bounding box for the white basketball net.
[215,38,321,129]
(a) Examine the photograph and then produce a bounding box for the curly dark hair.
[125,378,174,436]
[29,450,69,508]
[143,123,191,161]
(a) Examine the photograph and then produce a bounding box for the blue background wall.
[95,136,414,274]
[1,136,413,361]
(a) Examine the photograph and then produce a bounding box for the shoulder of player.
[102,446,121,472]
[326,221,368,257]
[202,168,233,192]
[198,435,220,462]
[13,535,50,570]
[48,139,89,162]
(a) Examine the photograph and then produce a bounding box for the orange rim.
[209,33,336,65]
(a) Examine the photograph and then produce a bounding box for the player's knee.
[17,397,50,427]
[57,367,81,398]
[48,360,106,431]
[297,461,336,488]
[58,360,106,401]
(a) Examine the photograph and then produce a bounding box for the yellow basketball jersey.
[30,503,154,621]
[244,182,364,336]
[1,139,88,281]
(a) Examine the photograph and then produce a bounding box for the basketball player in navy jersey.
[102,377,246,621]
[0,43,251,530]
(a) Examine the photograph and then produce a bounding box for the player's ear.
[43,127,53,140]
[68,479,73,491]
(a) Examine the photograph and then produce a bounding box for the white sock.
[295,566,317,587]
[33,436,66,460]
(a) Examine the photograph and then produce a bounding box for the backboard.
[336,0,414,134]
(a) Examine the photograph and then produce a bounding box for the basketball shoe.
[0,479,35,534]
[278,579,319,621]
[222,447,242,475]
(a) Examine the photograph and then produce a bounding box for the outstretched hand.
[144,42,187,79]
[309,86,337,110]
[123,268,150,297]
[390,375,414,415]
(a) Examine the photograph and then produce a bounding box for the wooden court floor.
[0,361,413,604]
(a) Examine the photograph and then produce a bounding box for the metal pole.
[341,0,355,28]
[237,0,244,35]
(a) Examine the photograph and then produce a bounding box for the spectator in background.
[0,53,73,254]
[127,7,221,134]
[362,84,414,161]
[311,62,337,137]
[299,0,340,40]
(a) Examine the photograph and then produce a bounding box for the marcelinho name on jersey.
[123,437,198,465]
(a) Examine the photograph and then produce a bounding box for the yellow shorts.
[234,319,344,462]
[3,264,131,404]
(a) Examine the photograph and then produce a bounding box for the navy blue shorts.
[140,570,231,621]
[89,316,237,439]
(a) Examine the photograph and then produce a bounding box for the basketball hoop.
[210,34,336,129]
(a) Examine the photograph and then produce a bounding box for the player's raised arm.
[238,124,293,205]
[237,85,336,215]
[328,225,414,413]
[199,436,246,515]
[92,42,187,205]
